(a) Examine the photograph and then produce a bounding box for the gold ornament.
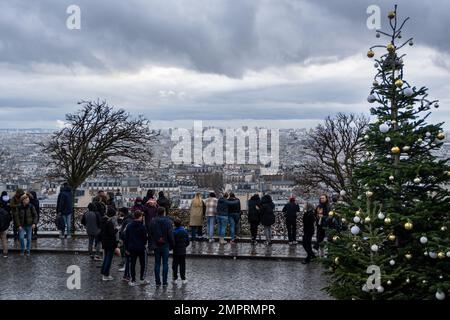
[384,217,392,225]
[395,79,404,88]
[438,252,446,259]
[386,43,395,53]
[388,11,396,19]
[447,171,450,177]
[366,191,373,197]
[367,49,375,58]
[329,210,335,217]
[341,218,347,223]
[405,253,412,260]
[388,234,396,241]
[391,146,400,154]
[355,210,361,217]
[404,222,413,230]
[332,235,339,242]
[437,132,445,140]
[364,217,371,223]
[334,257,340,265]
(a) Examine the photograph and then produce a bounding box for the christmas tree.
[323,5,450,300]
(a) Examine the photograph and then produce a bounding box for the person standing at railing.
[260,194,275,246]
[216,193,229,245]
[57,183,73,239]
[0,206,12,258]
[314,194,330,257]
[227,193,241,244]
[9,189,24,241]
[204,192,218,243]
[14,194,37,256]
[302,202,316,264]
[282,197,300,245]
[100,207,119,281]
[157,191,171,216]
[247,194,261,245]
[29,191,40,241]
[189,193,205,241]
[81,202,102,261]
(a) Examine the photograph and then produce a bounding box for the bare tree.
[40,100,158,225]
[295,113,369,198]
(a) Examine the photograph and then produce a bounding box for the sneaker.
[102,275,114,281]
[26,251,30,256]
[208,239,214,243]
[302,259,310,264]
[19,252,24,256]
[118,266,125,272]
[182,279,188,284]
[67,235,72,239]
[219,239,227,245]
[162,283,168,287]
[3,254,8,258]
[128,281,139,286]
[293,241,298,245]
[288,241,292,245]
[94,256,103,261]
[155,283,162,287]
[172,279,178,284]
[230,240,236,245]
[59,235,64,239]
[122,277,130,282]
[139,279,150,285]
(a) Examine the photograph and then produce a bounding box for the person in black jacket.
[282,197,300,245]
[0,207,12,257]
[302,202,316,264]
[124,210,149,286]
[149,207,175,287]
[247,194,261,245]
[227,193,241,244]
[29,191,40,240]
[100,208,119,281]
[56,183,73,239]
[314,194,330,256]
[118,207,133,279]
[172,218,190,284]
[157,191,171,216]
[260,194,275,246]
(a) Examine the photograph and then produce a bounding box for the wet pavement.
[6,237,308,260]
[0,253,331,300]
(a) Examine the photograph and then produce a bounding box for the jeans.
[154,246,170,285]
[130,250,146,282]
[216,216,228,238]
[249,221,259,241]
[88,235,101,256]
[264,226,272,242]
[61,215,71,236]
[101,249,114,276]
[286,220,297,242]
[207,216,215,239]
[190,226,203,241]
[228,213,240,240]
[0,231,7,255]
[19,226,33,253]
[172,254,186,280]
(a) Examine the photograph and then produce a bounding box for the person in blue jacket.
[172,218,190,284]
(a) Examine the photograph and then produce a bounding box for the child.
[124,210,149,286]
[172,218,190,284]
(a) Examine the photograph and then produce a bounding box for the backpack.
[155,218,167,247]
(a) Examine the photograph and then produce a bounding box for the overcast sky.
[0,0,449,129]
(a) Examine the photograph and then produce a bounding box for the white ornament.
[414,177,422,184]
[403,87,414,97]
[367,94,376,103]
[447,251,450,258]
[436,291,446,301]
[385,137,391,143]
[364,134,370,140]
[371,244,379,252]
[353,216,361,223]
[378,212,385,220]
[417,138,423,143]
[388,176,394,181]
[425,132,431,137]
[406,278,410,284]
[351,225,361,235]
[429,252,438,259]
[420,236,428,244]
[387,280,392,285]
[377,286,384,293]
[402,146,410,152]
[389,259,395,266]
[339,190,346,197]
[379,123,389,133]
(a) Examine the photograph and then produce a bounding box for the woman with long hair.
[314,194,330,257]
[189,193,205,241]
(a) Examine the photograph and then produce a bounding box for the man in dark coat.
[57,183,73,239]
[157,191,171,216]
[100,208,118,281]
[282,197,300,245]
[0,207,12,257]
[29,191,40,240]
[226,193,241,244]
[247,194,261,245]
[302,202,316,264]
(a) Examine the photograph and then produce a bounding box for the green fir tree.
[323,5,450,300]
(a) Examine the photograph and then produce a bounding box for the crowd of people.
[0,184,343,286]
